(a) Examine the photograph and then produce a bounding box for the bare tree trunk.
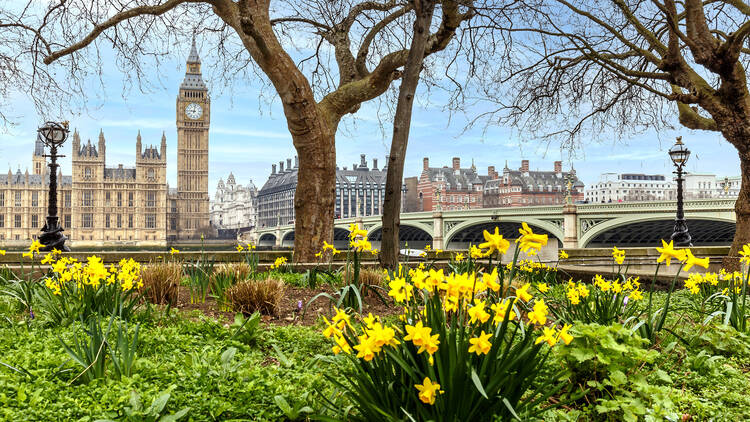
[724,149,750,270]
[380,0,436,269]
[293,126,336,262]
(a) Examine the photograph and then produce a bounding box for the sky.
[0,41,741,198]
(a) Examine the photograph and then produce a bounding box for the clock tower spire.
[174,37,210,239]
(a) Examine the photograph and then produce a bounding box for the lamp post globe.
[37,121,70,252]
[669,136,692,247]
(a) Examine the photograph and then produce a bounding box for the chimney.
[360,154,367,169]
[520,160,529,172]
[384,155,390,169]
[287,158,292,170]
[279,161,284,172]
[423,157,429,171]
[294,155,299,168]
[272,164,277,175]
[488,166,496,180]
[452,157,460,171]
[554,161,562,174]
[353,163,358,170]
[373,158,378,170]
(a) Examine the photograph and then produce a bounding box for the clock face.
[185,103,203,120]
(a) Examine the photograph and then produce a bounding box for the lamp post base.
[670,218,692,247]
[39,216,70,252]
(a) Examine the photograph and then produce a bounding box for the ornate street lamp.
[37,121,70,252]
[668,136,692,247]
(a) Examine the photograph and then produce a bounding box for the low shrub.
[226,277,285,316]
[140,262,181,305]
[553,323,677,421]
[343,267,385,292]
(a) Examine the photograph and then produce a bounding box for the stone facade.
[257,154,390,228]
[170,38,211,240]
[0,40,210,247]
[417,157,487,211]
[210,173,258,230]
[482,160,584,207]
[584,173,739,203]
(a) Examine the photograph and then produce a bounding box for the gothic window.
[117,214,122,228]
[85,167,92,179]
[0,192,4,207]
[83,190,93,207]
[148,168,155,180]
[128,214,134,228]
[105,214,110,228]
[64,215,71,228]
[117,192,122,207]
[147,192,155,208]
[105,192,111,206]
[128,192,134,207]
[64,192,71,208]
[15,191,21,207]
[31,192,38,207]
[82,213,93,228]
[146,214,156,229]
[0,215,4,228]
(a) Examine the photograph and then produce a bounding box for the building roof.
[104,166,136,180]
[424,167,487,191]
[258,168,299,196]
[488,169,583,192]
[0,169,72,186]
[78,140,99,157]
[34,139,45,156]
[181,38,207,91]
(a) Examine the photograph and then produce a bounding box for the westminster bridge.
[254,199,737,251]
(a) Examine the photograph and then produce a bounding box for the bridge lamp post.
[38,121,71,252]
[668,136,692,247]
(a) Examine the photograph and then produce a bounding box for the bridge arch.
[580,216,736,247]
[445,217,564,248]
[367,223,433,249]
[258,233,277,247]
[281,230,295,248]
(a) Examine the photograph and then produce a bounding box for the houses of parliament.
[0,40,210,246]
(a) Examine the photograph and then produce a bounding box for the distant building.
[585,172,739,203]
[402,176,420,212]
[210,173,258,230]
[417,157,487,211]
[483,160,583,207]
[586,173,674,203]
[256,154,391,228]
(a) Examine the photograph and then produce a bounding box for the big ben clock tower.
[175,38,210,239]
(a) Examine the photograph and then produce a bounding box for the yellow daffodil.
[170,247,180,255]
[535,326,558,346]
[515,283,533,302]
[415,377,444,405]
[236,244,244,252]
[629,289,643,301]
[537,283,549,293]
[740,244,750,265]
[468,299,491,324]
[388,277,413,303]
[0,249,5,256]
[29,240,42,254]
[468,330,493,355]
[656,239,686,266]
[424,244,432,251]
[559,249,569,259]
[527,299,548,325]
[517,222,548,253]
[404,321,439,355]
[22,251,33,259]
[559,324,574,345]
[491,300,516,324]
[52,248,62,256]
[612,246,625,265]
[683,249,710,272]
[41,253,54,265]
[454,253,465,262]
[332,334,351,355]
[479,227,510,255]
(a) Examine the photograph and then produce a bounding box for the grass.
[2,264,750,420]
